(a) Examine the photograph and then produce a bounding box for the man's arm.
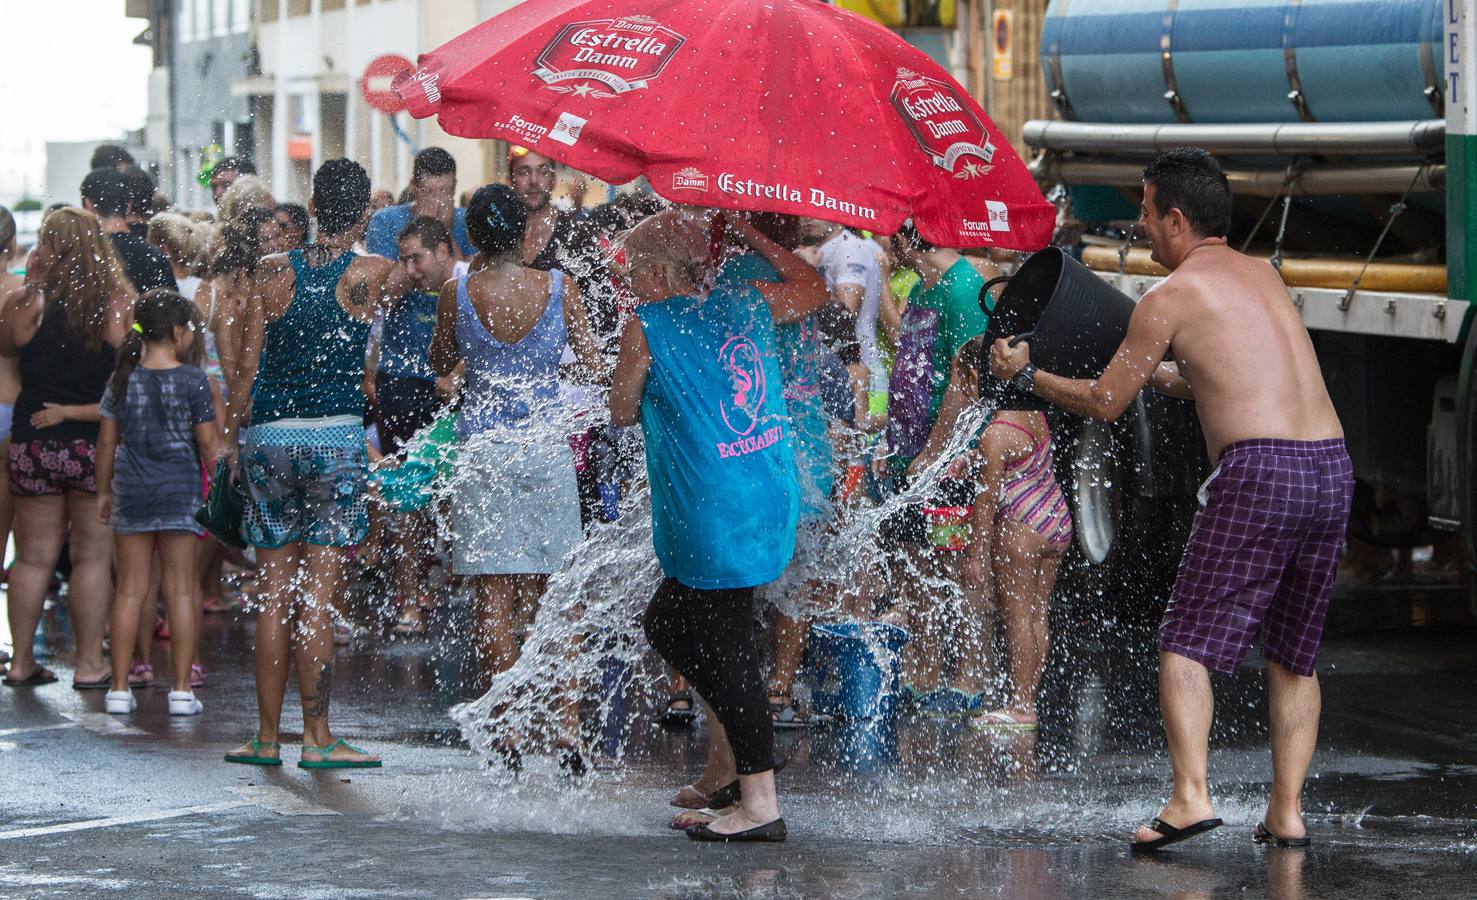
[832,283,864,316]
[728,218,828,324]
[990,289,1177,422]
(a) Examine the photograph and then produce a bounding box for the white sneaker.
[168,690,203,716]
[104,690,136,715]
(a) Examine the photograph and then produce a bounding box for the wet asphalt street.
[1,588,1475,899]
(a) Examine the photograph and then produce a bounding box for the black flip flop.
[71,675,112,691]
[660,691,696,729]
[1130,817,1224,852]
[1253,822,1311,849]
[3,666,58,687]
[686,817,787,843]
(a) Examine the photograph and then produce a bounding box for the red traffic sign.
[361,54,416,113]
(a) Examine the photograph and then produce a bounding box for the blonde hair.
[32,207,131,353]
[148,212,211,274]
[622,211,713,296]
[217,175,274,227]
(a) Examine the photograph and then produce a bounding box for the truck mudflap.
[1455,315,1477,615]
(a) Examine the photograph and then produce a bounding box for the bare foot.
[1133,795,1217,845]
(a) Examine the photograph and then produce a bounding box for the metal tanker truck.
[1024,0,1477,617]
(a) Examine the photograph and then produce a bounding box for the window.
[232,0,250,32]
[193,0,209,40]
[178,0,193,42]
[213,0,228,35]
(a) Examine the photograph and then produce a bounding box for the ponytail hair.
[108,288,202,400]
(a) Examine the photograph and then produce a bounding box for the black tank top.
[14,309,117,443]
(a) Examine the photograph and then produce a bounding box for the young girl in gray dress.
[98,289,219,716]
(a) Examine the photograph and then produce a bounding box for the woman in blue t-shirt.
[610,212,827,843]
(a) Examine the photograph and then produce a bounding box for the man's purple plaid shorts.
[1161,438,1354,677]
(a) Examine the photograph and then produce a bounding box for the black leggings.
[642,578,774,775]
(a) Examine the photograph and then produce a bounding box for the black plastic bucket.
[980,247,1137,381]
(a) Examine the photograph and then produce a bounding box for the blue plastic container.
[807,622,911,722]
[830,717,899,771]
[595,654,632,759]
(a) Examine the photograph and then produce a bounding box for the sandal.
[1252,822,1311,849]
[298,738,382,769]
[392,607,426,636]
[201,595,240,614]
[974,709,1045,730]
[659,690,696,728]
[686,817,787,843]
[129,662,155,687]
[72,673,112,691]
[557,746,587,777]
[973,709,1038,731]
[224,738,282,766]
[4,665,58,687]
[190,662,207,688]
[769,694,808,730]
[670,778,739,811]
[1131,816,1223,852]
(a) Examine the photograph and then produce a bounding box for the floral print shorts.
[8,439,98,496]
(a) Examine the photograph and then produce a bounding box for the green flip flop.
[224,739,282,766]
[298,738,382,769]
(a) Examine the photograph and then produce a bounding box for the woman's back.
[454,266,566,437]
[636,285,799,590]
[250,249,371,424]
[15,308,115,442]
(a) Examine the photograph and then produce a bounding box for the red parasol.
[394,0,1054,250]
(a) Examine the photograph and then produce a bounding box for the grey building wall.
[169,0,253,210]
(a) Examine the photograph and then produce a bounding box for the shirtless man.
[990,149,1352,852]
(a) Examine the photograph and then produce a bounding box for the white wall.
[256,0,512,198]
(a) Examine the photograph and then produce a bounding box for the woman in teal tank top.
[223,159,406,771]
[610,212,828,843]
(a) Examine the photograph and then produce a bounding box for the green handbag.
[196,459,247,549]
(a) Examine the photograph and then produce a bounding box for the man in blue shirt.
[365,147,475,260]
[376,216,463,636]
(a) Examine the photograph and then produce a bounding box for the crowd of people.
[1,143,1349,849]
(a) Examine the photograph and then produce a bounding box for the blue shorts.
[241,421,368,548]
